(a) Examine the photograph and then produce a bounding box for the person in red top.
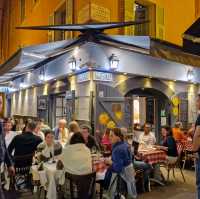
[101,128,112,151]
[172,122,186,142]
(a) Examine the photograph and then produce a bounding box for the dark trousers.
[196,158,200,199]
[0,177,5,199]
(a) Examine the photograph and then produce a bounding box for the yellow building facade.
[0,0,200,64]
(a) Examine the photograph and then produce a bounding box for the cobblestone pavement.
[139,169,196,199]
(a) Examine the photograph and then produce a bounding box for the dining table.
[138,147,167,186]
[181,139,193,152]
[138,148,167,165]
[31,154,109,199]
[31,161,65,199]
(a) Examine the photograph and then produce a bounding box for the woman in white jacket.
[60,132,92,175]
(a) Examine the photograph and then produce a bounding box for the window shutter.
[66,0,73,39]
[124,0,135,35]
[156,6,165,40]
[48,14,54,42]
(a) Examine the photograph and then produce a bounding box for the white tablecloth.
[31,163,65,199]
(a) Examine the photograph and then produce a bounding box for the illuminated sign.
[77,72,90,83]
[94,71,113,82]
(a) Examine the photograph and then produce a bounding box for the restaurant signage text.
[94,71,113,82]
[77,72,90,83]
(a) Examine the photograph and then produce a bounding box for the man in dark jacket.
[8,121,42,166]
[0,96,15,199]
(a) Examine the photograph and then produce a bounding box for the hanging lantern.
[69,57,77,71]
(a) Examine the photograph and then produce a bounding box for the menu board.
[146,97,155,124]
[178,92,188,128]
[124,97,132,129]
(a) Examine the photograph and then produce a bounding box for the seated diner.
[60,132,92,175]
[159,126,178,164]
[37,130,62,162]
[139,123,156,148]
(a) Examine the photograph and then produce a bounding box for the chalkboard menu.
[146,97,155,124]
[178,92,188,128]
[124,97,132,129]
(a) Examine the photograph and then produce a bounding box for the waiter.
[0,95,15,199]
[193,94,200,199]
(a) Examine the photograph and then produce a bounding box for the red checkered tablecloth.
[139,149,167,165]
[182,140,193,152]
[92,157,109,181]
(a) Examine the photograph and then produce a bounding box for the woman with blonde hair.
[67,121,80,144]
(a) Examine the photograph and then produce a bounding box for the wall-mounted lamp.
[20,78,26,89]
[39,67,45,82]
[69,57,77,71]
[187,69,194,82]
[9,81,14,87]
[110,54,119,70]
[73,46,79,57]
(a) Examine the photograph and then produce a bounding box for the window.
[134,3,149,35]
[134,1,156,37]
[54,2,66,41]
[33,0,39,5]
[156,6,165,39]
[20,0,26,22]
[48,15,54,42]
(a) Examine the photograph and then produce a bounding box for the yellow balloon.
[171,96,180,106]
[115,111,123,120]
[99,113,109,125]
[107,121,116,129]
[172,107,179,116]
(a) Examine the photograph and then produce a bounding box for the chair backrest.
[14,153,34,174]
[65,171,96,199]
[176,142,183,156]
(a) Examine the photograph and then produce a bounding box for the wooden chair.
[162,142,185,182]
[65,171,96,199]
[182,150,196,170]
[135,169,145,193]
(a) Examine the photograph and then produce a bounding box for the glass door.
[54,95,66,127]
